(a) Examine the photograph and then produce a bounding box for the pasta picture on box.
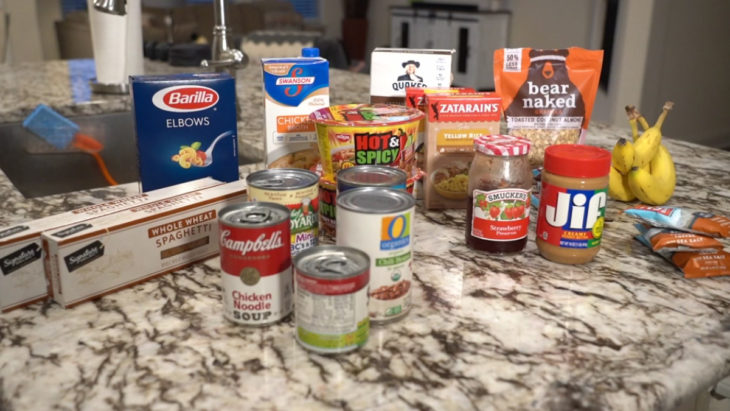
[608,102,676,206]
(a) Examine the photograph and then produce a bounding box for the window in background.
[288,0,319,19]
[61,0,87,16]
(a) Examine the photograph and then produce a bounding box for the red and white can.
[219,202,292,326]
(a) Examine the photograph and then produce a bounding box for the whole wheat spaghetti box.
[0,177,223,313]
[42,180,247,308]
[130,73,239,192]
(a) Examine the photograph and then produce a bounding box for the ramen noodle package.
[494,47,603,166]
[423,92,502,209]
[626,205,730,238]
[309,104,423,183]
[370,48,454,105]
[262,49,329,170]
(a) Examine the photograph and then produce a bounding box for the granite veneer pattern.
[0,62,729,410]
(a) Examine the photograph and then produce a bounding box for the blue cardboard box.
[130,73,239,192]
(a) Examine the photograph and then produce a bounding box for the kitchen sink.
[0,111,262,198]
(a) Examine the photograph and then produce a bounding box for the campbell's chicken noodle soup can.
[219,203,292,326]
[246,169,319,256]
[336,187,415,323]
[294,245,370,354]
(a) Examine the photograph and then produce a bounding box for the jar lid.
[474,135,531,156]
[543,144,611,178]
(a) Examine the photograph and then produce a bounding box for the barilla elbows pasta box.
[262,48,329,170]
[0,177,222,312]
[370,48,454,105]
[42,180,247,308]
[131,73,239,192]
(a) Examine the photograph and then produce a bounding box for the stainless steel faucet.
[93,0,126,16]
[93,0,248,73]
[201,0,248,74]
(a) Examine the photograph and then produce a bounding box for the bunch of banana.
[608,102,676,205]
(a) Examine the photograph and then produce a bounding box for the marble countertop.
[1,60,729,410]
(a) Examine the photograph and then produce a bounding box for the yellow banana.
[632,101,674,168]
[627,144,676,205]
[611,138,634,175]
[609,166,636,201]
[625,105,640,141]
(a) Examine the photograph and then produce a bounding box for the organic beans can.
[293,245,370,354]
[219,202,292,326]
[246,168,319,256]
[336,187,415,322]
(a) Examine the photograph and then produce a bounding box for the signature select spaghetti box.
[41,180,247,308]
[0,178,223,313]
[130,73,239,192]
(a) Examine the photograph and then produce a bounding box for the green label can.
[293,245,370,354]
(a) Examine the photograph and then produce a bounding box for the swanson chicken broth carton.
[262,50,329,170]
[0,177,222,312]
[42,180,247,308]
[131,73,239,192]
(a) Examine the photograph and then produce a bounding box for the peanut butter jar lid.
[544,144,611,178]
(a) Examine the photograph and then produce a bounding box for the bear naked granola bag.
[494,48,603,167]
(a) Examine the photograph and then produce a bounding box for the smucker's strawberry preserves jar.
[536,144,611,264]
[466,135,532,253]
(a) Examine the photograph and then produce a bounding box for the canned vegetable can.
[336,187,415,323]
[246,168,319,256]
[294,245,370,354]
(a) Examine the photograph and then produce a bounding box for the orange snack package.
[635,224,724,252]
[671,252,730,279]
[635,227,730,278]
[494,47,603,166]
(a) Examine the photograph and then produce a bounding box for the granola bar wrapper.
[634,223,724,253]
[635,229,730,279]
[626,205,730,238]
[494,47,603,167]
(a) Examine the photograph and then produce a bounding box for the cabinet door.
[390,11,413,48]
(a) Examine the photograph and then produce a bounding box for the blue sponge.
[22,104,79,150]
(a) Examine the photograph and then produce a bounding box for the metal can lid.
[337,165,407,188]
[294,245,369,280]
[219,202,290,228]
[246,168,319,191]
[474,134,531,156]
[337,187,415,214]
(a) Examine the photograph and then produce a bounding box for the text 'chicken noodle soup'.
[309,104,424,184]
